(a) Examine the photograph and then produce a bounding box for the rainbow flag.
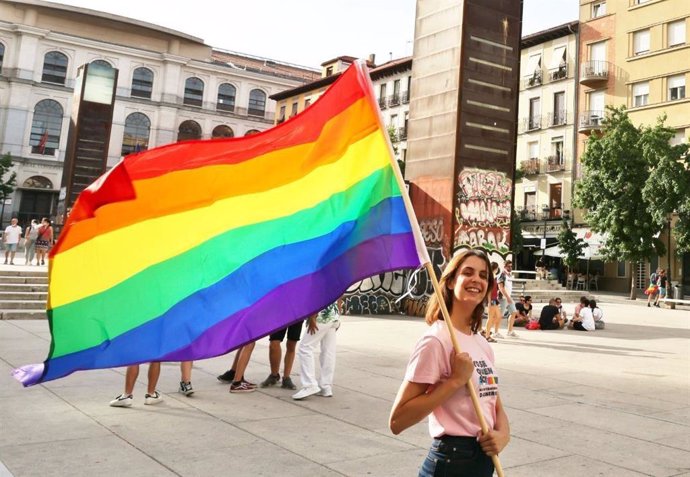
[13,61,429,386]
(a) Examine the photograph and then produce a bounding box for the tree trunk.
[629,266,637,300]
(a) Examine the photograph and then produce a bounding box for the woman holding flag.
[389,250,510,476]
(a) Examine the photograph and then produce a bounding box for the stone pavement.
[0,300,689,476]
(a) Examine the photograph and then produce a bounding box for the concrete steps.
[512,278,597,303]
[0,271,48,319]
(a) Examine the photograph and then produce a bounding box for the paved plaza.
[0,298,689,476]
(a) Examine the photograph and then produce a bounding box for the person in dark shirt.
[653,269,668,308]
[539,299,564,330]
[514,296,533,326]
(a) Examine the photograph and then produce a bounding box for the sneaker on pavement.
[217,369,236,383]
[260,373,280,388]
[230,380,256,393]
[179,381,194,396]
[318,387,333,397]
[281,376,297,390]
[507,330,519,338]
[144,391,163,405]
[109,393,133,407]
[292,385,321,400]
[492,332,504,339]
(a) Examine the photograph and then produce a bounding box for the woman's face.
[448,255,489,306]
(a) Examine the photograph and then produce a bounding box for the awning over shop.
[534,228,606,260]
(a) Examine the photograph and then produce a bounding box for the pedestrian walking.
[3,218,23,265]
[24,219,39,265]
[260,321,303,390]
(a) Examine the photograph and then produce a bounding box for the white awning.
[525,54,541,76]
[550,46,567,68]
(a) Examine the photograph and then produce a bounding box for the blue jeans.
[419,436,494,477]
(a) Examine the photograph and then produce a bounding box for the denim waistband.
[435,435,477,444]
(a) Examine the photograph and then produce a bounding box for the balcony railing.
[402,90,410,104]
[580,60,610,85]
[519,116,542,133]
[516,206,538,222]
[542,203,568,220]
[545,155,566,172]
[398,126,408,141]
[579,110,605,133]
[547,110,567,127]
[547,63,568,82]
[521,158,540,175]
[388,93,401,107]
[522,70,543,89]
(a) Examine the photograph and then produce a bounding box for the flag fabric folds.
[13,61,429,387]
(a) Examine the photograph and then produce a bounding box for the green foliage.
[0,153,17,200]
[574,106,690,261]
[557,220,586,270]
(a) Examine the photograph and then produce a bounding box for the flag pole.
[354,60,505,476]
[425,261,505,477]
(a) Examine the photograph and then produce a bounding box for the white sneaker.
[318,387,333,397]
[292,386,320,400]
[492,332,504,339]
[109,393,133,407]
[144,391,163,405]
[507,331,519,338]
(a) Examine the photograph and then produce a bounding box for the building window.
[524,191,536,212]
[217,83,236,112]
[177,120,202,142]
[91,59,112,68]
[670,129,688,146]
[121,112,150,156]
[391,79,401,105]
[325,66,333,77]
[244,129,260,136]
[552,137,564,162]
[131,67,153,99]
[617,261,626,278]
[41,51,68,85]
[549,46,568,80]
[526,53,542,86]
[30,99,63,155]
[668,20,686,47]
[212,125,234,138]
[379,83,387,103]
[183,77,204,107]
[632,81,649,107]
[528,97,541,129]
[553,91,565,125]
[633,29,650,55]
[290,102,298,117]
[592,1,606,18]
[23,176,53,189]
[390,114,398,129]
[0,43,4,72]
[668,74,686,101]
[278,105,286,122]
[248,89,266,116]
[528,141,539,160]
[304,98,311,108]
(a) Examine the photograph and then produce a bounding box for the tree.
[557,220,586,274]
[574,107,689,298]
[0,153,17,227]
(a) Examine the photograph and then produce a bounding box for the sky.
[47,0,579,67]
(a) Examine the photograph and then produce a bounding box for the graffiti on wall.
[342,216,448,316]
[454,168,511,256]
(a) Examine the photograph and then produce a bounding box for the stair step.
[0,300,46,310]
[0,283,48,292]
[0,270,48,277]
[0,309,47,320]
[0,291,48,300]
[0,276,48,284]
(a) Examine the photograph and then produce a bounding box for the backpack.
[525,320,540,330]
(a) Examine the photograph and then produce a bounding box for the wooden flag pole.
[424,261,505,477]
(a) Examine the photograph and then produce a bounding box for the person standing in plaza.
[496,260,518,338]
[109,362,163,407]
[34,218,53,266]
[292,299,342,400]
[3,218,23,265]
[646,268,660,307]
[482,262,501,342]
[24,219,39,265]
[259,321,303,390]
[389,250,510,476]
[653,269,668,308]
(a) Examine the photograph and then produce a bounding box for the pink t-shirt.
[405,321,499,438]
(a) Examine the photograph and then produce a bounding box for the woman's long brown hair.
[425,249,494,334]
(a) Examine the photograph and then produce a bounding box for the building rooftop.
[212,49,320,83]
[521,21,579,48]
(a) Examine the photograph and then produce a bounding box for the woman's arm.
[478,394,510,456]
[389,350,473,435]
